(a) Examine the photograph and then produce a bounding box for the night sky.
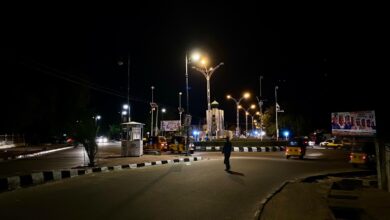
[1,5,387,139]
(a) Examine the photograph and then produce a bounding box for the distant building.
[206,100,225,139]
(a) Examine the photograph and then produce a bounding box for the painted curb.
[0,156,202,193]
[195,146,285,152]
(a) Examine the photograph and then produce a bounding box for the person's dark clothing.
[222,140,232,171]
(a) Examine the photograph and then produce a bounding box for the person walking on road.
[222,136,232,171]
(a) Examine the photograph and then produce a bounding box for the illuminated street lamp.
[192,57,224,140]
[227,92,251,137]
[95,115,101,126]
[160,108,166,136]
[178,92,184,127]
[283,131,290,140]
[122,104,130,122]
[249,111,260,134]
[238,104,256,137]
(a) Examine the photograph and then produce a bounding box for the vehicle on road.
[320,139,343,149]
[349,142,376,168]
[145,136,168,151]
[169,136,185,153]
[285,137,307,159]
[168,136,195,154]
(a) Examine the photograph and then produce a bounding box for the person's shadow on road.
[226,170,245,176]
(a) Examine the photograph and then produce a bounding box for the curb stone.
[0,156,202,193]
[195,146,284,152]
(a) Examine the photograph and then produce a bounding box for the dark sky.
[1,5,387,138]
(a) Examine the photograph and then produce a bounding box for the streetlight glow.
[226,92,251,137]
[191,53,224,140]
[191,53,200,61]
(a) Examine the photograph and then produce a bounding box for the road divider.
[0,156,202,193]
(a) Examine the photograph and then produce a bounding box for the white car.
[96,136,108,143]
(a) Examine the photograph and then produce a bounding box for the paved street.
[0,144,355,219]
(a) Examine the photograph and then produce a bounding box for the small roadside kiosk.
[121,122,144,157]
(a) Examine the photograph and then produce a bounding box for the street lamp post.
[192,60,224,140]
[118,55,131,122]
[95,115,101,126]
[275,86,284,140]
[178,92,184,127]
[256,75,265,141]
[239,104,256,137]
[150,86,155,136]
[249,111,260,135]
[227,93,251,137]
[122,104,130,122]
[161,108,166,136]
[184,52,200,156]
[275,86,278,140]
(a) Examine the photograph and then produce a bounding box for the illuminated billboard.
[161,120,181,131]
[331,111,376,136]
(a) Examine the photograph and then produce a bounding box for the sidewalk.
[259,173,390,220]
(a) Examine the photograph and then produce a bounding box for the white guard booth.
[121,122,144,157]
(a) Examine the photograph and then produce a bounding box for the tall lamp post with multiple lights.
[227,92,251,137]
[239,104,256,136]
[192,58,224,140]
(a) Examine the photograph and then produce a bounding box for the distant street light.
[192,56,224,140]
[122,104,130,122]
[95,115,101,126]
[238,104,256,137]
[283,131,290,140]
[227,92,251,137]
[249,111,260,135]
[178,92,184,128]
[160,108,166,136]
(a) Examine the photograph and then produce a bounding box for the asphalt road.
[0,147,354,220]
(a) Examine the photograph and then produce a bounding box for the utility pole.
[275,86,279,141]
[150,86,155,136]
[127,55,131,122]
[256,75,264,140]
